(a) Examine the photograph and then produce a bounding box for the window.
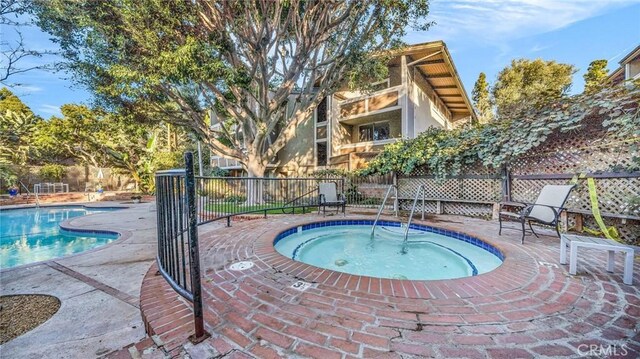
[358,122,390,142]
[316,142,327,166]
[316,97,327,123]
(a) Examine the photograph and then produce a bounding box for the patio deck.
[135,212,639,358]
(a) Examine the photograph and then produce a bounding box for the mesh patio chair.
[499,184,575,244]
[318,182,346,217]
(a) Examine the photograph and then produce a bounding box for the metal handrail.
[19,181,39,207]
[370,185,398,238]
[401,184,425,254]
[282,187,320,214]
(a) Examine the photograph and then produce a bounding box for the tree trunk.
[245,155,266,205]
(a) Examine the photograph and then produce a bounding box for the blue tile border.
[273,219,505,262]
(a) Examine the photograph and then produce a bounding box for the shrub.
[225,194,246,203]
[39,164,66,182]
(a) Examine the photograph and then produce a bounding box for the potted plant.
[7,184,19,197]
[131,194,142,204]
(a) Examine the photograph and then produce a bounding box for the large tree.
[583,59,609,94]
[492,59,576,119]
[0,87,41,167]
[471,72,492,124]
[29,0,431,177]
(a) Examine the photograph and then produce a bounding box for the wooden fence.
[393,122,640,244]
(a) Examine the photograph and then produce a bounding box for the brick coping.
[139,213,639,358]
[253,216,530,300]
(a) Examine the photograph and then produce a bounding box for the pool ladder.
[20,181,39,207]
[401,184,426,254]
[370,185,398,238]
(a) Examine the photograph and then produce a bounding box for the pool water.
[274,222,503,280]
[0,206,120,269]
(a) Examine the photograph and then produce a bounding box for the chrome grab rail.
[370,185,398,238]
[19,181,39,207]
[401,184,425,254]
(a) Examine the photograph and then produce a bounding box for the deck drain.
[291,281,312,291]
[229,261,255,271]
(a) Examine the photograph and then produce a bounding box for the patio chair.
[318,182,346,216]
[499,184,575,244]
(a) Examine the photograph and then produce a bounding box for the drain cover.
[291,281,312,291]
[229,261,255,271]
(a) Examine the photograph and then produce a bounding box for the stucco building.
[211,41,475,176]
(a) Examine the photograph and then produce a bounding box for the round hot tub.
[274,220,503,280]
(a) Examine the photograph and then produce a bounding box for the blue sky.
[3,0,640,118]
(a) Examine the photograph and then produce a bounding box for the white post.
[197,141,204,176]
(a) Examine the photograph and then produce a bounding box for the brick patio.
[136,213,639,358]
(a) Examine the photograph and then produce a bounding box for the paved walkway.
[139,213,639,358]
[0,202,159,358]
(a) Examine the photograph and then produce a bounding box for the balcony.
[211,156,242,169]
[337,85,402,125]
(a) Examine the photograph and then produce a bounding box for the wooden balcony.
[338,85,402,124]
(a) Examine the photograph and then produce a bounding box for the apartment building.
[211,41,475,176]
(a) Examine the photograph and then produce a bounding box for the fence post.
[393,172,399,214]
[501,165,512,202]
[184,152,208,342]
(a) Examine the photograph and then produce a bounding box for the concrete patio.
[135,212,640,358]
[0,202,160,358]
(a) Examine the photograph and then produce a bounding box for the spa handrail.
[19,181,39,207]
[401,184,426,254]
[370,185,398,238]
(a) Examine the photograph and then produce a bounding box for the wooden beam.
[444,101,466,104]
[439,94,463,98]
[425,74,452,79]
[433,85,457,89]
[414,59,445,66]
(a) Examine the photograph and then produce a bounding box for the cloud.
[38,104,61,116]
[13,85,43,93]
[417,0,638,43]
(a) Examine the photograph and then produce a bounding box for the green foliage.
[472,72,493,124]
[0,88,35,117]
[0,110,42,166]
[210,167,230,177]
[362,84,640,178]
[39,164,66,181]
[492,59,576,119]
[29,0,433,176]
[583,59,609,94]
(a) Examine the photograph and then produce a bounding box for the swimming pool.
[274,220,503,280]
[0,206,121,269]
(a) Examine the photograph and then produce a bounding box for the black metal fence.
[155,153,207,341]
[196,176,345,224]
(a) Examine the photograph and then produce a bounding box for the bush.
[210,166,230,177]
[225,194,246,203]
[39,164,66,182]
[197,179,231,199]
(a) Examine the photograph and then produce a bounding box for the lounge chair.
[499,184,575,243]
[318,182,346,216]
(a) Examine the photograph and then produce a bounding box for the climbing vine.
[361,83,640,178]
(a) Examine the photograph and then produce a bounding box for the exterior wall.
[272,115,315,175]
[626,59,640,80]
[412,71,450,133]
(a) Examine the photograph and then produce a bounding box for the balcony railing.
[338,85,402,121]
[211,156,242,169]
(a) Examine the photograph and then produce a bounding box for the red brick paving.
[136,214,639,358]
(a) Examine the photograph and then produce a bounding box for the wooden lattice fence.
[396,121,640,244]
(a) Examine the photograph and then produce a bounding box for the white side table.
[560,234,634,285]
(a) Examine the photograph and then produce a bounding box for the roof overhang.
[388,41,476,122]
